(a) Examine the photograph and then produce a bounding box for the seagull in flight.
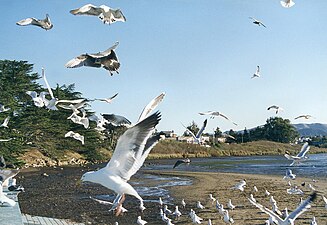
[0,104,10,113]
[0,117,10,128]
[26,91,48,108]
[199,111,238,126]
[94,93,118,104]
[182,119,207,144]
[249,17,266,28]
[16,14,53,30]
[249,192,317,225]
[283,169,296,180]
[284,142,310,166]
[251,66,260,79]
[81,111,161,213]
[173,158,191,168]
[267,105,284,114]
[280,0,295,8]
[138,92,165,123]
[294,115,314,120]
[64,131,85,145]
[70,4,126,25]
[101,113,132,127]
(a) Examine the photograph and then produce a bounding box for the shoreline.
[16,165,327,225]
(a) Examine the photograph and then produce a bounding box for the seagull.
[209,194,216,204]
[181,199,186,208]
[164,205,172,214]
[136,216,147,225]
[294,115,313,120]
[253,186,258,192]
[189,209,203,224]
[284,142,310,166]
[158,197,163,206]
[7,178,24,192]
[250,194,256,203]
[65,42,120,76]
[0,181,16,206]
[267,105,284,114]
[81,112,161,212]
[101,113,131,127]
[249,17,266,28]
[199,111,238,125]
[26,91,48,107]
[0,117,10,128]
[89,196,127,216]
[173,206,182,219]
[68,111,89,129]
[287,186,304,195]
[138,92,165,123]
[280,0,295,8]
[64,131,85,145]
[208,219,212,225]
[227,199,235,210]
[231,180,246,191]
[251,66,260,79]
[0,156,5,168]
[322,195,327,209]
[0,104,10,113]
[310,216,317,225]
[283,169,296,180]
[173,158,191,168]
[182,119,207,144]
[223,210,235,224]
[249,192,317,225]
[0,169,19,187]
[265,190,271,196]
[197,201,205,209]
[94,93,118,104]
[16,14,53,30]
[270,196,277,204]
[70,4,126,25]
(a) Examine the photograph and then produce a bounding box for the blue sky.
[1,1,327,135]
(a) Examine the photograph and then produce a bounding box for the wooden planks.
[22,214,85,225]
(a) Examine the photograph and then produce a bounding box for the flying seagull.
[0,117,10,128]
[182,119,207,144]
[294,115,313,120]
[280,0,295,8]
[283,169,296,180]
[94,93,118,104]
[26,91,48,108]
[173,158,191,168]
[70,4,126,25]
[249,17,266,28]
[249,192,317,225]
[65,42,120,76]
[284,142,310,166]
[0,104,10,113]
[251,66,260,79]
[16,14,53,30]
[267,105,283,114]
[101,113,132,127]
[199,111,237,126]
[64,131,85,145]
[81,111,161,213]
[138,92,165,123]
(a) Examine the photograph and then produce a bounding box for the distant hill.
[293,123,327,136]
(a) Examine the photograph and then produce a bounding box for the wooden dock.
[0,188,84,225]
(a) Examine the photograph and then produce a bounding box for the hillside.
[293,123,327,136]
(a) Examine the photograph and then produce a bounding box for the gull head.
[81,171,96,183]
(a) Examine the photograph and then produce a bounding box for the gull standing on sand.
[322,195,327,209]
[231,180,246,191]
[227,199,235,210]
[253,186,258,192]
[250,194,256,203]
[199,111,238,126]
[249,17,266,28]
[280,0,295,8]
[70,4,126,25]
[0,181,16,206]
[137,216,147,225]
[182,119,207,144]
[0,117,9,128]
[0,104,10,113]
[81,112,161,213]
[249,192,317,225]
[265,190,271,196]
[251,66,260,79]
[173,206,182,219]
[158,197,163,207]
[223,210,235,224]
[65,42,120,76]
[284,142,310,166]
[16,14,53,30]
[64,131,84,145]
[267,105,283,114]
[189,209,203,224]
[164,205,172,214]
[208,219,212,225]
[181,199,186,208]
[197,201,205,209]
[283,169,296,180]
[209,194,216,204]
[310,217,317,225]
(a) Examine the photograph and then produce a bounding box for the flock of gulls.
[1,0,326,224]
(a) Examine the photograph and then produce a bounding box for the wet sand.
[17,165,327,225]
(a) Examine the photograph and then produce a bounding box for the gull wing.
[95,93,118,103]
[110,8,127,22]
[181,123,196,140]
[0,169,19,184]
[26,91,38,99]
[199,111,213,116]
[70,4,103,16]
[65,54,100,68]
[88,42,119,58]
[195,119,207,138]
[287,192,316,221]
[297,142,310,158]
[101,114,131,127]
[294,115,305,120]
[137,92,165,122]
[16,18,37,26]
[105,112,161,181]
[41,68,55,99]
[322,195,327,204]
[173,159,187,169]
[248,197,283,224]
[64,131,74,137]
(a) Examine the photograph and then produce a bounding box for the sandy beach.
[17,165,327,225]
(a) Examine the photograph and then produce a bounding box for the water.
[145,153,327,179]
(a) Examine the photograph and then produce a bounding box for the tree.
[243,128,250,143]
[183,121,199,136]
[214,127,222,138]
[264,117,299,143]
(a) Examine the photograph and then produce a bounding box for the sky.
[1,0,327,135]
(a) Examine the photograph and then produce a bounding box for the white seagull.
[0,181,16,206]
[267,105,284,114]
[81,112,161,212]
[199,111,238,125]
[265,190,271,196]
[223,210,235,224]
[0,104,10,113]
[284,142,310,166]
[173,206,182,219]
[197,201,205,209]
[64,131,85,145]
[249,17,266,28]
[280,0,295,8]
[138,93,165,123]
[136,216,147,225]
[322,195,327,209]
[26,91,48,107]
[16,14,53,30]
[248,192,317,225]
[283,169,296,180]
[182,119,207,144]
[0,117,10,128]
[253,185,258,192]
[70,4,126,25]
[227,199,235,210]
[209,194,216,204]
[94,93,118,104]
[310,216,317,225]
[231,180,246,191]
[181,199,186,208]
[251,66,260,79]
[65,42,120,76]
